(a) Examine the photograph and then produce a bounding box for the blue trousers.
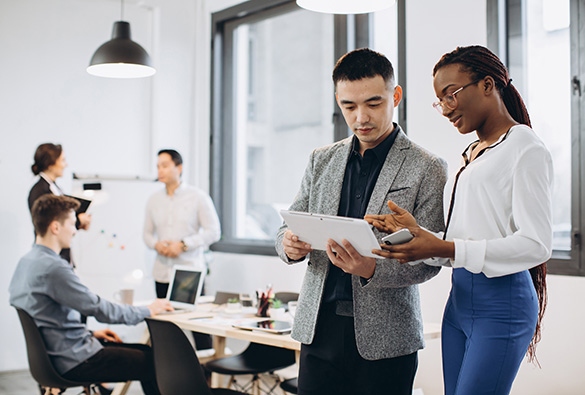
[442,268,538,395]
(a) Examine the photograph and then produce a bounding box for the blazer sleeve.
[362,156,448,289]
[28,179,51,212]
[275,151,315,264]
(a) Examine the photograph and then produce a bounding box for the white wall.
[2,1,585,394]
[0,0,200,371]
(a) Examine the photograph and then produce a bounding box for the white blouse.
[427,125,553,278]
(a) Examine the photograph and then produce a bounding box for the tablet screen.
[233,320,292,334]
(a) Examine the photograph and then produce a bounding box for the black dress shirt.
[322,125,399,304]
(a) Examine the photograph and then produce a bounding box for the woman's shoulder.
[506,124,552,167]
[507,124,549,152]
[28,177,51,209]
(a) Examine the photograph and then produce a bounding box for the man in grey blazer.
[275,48,448,395]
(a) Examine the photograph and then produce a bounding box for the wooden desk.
[113,305,440,394]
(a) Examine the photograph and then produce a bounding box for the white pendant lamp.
[296,0,395,14]
[87,0,155,78]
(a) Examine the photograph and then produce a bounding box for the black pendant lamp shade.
[87,21,155,78]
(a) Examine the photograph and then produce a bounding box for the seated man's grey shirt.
[9,245,150,374]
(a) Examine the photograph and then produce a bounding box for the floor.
[0,370,145,395]
[0,368,296,395]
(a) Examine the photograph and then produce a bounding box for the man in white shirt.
[143,149,221,348]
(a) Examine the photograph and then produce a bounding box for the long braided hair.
[433,45,547,364]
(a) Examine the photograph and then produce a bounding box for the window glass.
[508,0,571,251]
[230,8,334,241]
[371,6,399,123]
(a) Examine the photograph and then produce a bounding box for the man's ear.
[48,220,60,235]
[393,85,403,107]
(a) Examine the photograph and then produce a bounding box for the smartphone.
[381,229,414,245]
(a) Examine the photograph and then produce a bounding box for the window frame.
[209,0,406,255]
[487,0,585,275]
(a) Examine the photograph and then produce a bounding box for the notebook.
[164,266,205,312]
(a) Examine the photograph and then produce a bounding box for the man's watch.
[180,240,188,252]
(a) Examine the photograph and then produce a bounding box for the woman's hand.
[365,200,419,233]
[77,213,92,230]
[371,227,454,263]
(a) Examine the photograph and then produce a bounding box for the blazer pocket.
[388,186,410,193]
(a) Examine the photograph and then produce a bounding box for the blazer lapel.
[321,137,353,216]
[366,128,410,215]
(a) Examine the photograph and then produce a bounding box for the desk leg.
[111,381,132,395]
[210,336,227,388]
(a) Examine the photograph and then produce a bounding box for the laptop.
[163,266,205,313]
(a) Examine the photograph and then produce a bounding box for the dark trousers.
[298,302,418,395]
[155,281,213,350]
[63,342,159,395]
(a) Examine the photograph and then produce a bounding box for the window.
[490,0,585,275]
[211,0,403,254]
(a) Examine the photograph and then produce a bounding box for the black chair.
[213,291,241,305]
[15,308,95,395]
[273,292,298,305]
[145,318,246,395]
[203,342,295,394]
[279,377,298,394]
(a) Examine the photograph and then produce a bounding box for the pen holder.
[256,302,270,317]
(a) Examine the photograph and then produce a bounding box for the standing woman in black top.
[28,143,92,262]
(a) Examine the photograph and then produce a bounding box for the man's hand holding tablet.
[283,229,313,261]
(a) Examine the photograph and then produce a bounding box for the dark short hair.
[31,143,62,175]
[332,48,395,88]
[31,195,80,237]
[158,149,183,166]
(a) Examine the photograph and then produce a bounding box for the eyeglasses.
[432,80,480,115]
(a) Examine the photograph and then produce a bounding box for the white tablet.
[280,210,380,258]
[233,319,292,334]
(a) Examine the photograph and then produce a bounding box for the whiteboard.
[70,178,162,304]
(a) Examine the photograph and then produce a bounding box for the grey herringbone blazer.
[275,127,448,360]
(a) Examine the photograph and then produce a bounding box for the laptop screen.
[167,268,203,307]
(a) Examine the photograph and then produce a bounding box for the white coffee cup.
[114,289,134,305]
[288,301,298,317]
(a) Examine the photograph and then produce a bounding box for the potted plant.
[270,298,286,318]
[226,297,242,313]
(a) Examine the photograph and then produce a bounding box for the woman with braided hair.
[366,45,552,394]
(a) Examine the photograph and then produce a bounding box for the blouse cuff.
[452,239,487,274]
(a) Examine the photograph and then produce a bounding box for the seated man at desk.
[9,195,173,395]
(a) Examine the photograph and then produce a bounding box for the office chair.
[273,292,298,305]
[145,318,246,395]
[279,377,298,394]
[15,308,96,395]
[203,342,295,395]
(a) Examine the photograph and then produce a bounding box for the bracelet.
[180,240,188,252]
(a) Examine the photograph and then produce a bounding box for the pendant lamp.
[296,0,395,14]
[87,0,155,78]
